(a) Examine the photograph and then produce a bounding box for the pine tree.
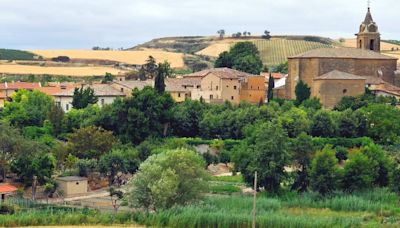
[267,73,275,102]
[155,61,171,94]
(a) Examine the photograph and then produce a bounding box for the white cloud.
[0,0,398,49]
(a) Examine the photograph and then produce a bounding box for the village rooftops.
[184,68,257,79]
[0,184,17,194]
[113,80,154,90]
[315,70,367,80]
[53,84,126,97]
[0,82,42,90]
[289,48,397,60]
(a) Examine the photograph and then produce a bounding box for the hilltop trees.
[72,86,98,109]
[215,42,263,75]
[217,29,225,39]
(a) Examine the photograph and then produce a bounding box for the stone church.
[283,7,400,108]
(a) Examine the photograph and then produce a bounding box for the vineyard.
[0,49,38,61]
[253,39,333,66]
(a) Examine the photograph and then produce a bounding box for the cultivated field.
[253,39,332,66]
[30,49,185,68]
[341,38,400,51]
[195,38,243,57]
[0,64,126,76]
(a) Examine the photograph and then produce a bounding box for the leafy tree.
[338,109,359,138]
[215,42,263,74]
[171,100,207,137]
[362,144,393,187]
[291,133,315,192]
[95,87,175,144]
[76,159,98,177]
[214,51,233,68]
[262,30,271,39]
[155,61,171,94]
[300,97,322,110]
[72,86,98,109]
[274,61,288,74]
[390,165,400,194]
[217,29,225,39]
[99,150,129,186]
[278,107,310,138]
[11,153,56,186]
[143,56,158,79]
[360,104,400,144]
[310,146,341,195]
[48,104,64,137]
[310,110,336,137]
[1,90,54,127]
[267,73,275,102]
[295,80,311,106]
[62,105,100,133]
[101,72,114,83]
[126,149,209,211]
[67,126,117,159]
[341,150,377,192]
[233,122,290,193]
[0,122,24,181]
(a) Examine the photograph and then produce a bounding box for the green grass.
[253,39,332,66]
[0,49,38,61]
[210,175,243,183]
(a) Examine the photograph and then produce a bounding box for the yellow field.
[196,39,239,57]
[341,38,400,51]
[0,64,127,76]
[30,49,185,68]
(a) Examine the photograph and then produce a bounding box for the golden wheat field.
[0,64,127,76]
[341,38,400,51]
[30,49,185,68]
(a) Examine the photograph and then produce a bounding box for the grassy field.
[0,64,126,76]
[30,49,185,68]
[0,49,38,61]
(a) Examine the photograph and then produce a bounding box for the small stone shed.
[56,176,88,197]
[0,184,17,202]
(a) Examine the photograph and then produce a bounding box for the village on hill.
[2,3,400,228]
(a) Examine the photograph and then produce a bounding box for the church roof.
[315,70,366,80]
[289,48,397,60]
[364,7,374,24]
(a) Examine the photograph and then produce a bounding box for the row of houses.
[0,68,269,112]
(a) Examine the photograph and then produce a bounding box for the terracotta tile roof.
[0,184,17,193]
[290,48,397,60]
[36,84,77,96]
[0,82,42,90]
[184,68,257,79]
[54,84,126,97]
[315,70,366,80]
[261,72,286,79]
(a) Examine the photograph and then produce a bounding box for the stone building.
[284,7,399,108]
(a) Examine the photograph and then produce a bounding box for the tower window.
[343,89,347,94]
[370,40,375,51]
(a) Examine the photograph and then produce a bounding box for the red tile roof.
[0,92,6,99]
[0,82,41,90]
[0,184,17,193]
[261,73,286,79]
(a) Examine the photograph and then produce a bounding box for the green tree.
[72,86,98,109]
[267,73,275,102]
[67,126,117,159]
[0,122,24,181]
[310,146,341,195]
[48,104,65,137]
[143,56,158,79]
[233,55,263,75]
[1,90,54,127]
[214,51,233,68]
[295,80,311,106]
[278,107,310,138]
[341,150,377,192]
[390,165,400,194]
[291,133,315,192]
[362,144,392,187]
[274,61,288,74]
[101,72,114,83]
[126,149,209,211]
[155,61,171,94]
[310,110,336,137]
[99,150,129,186]
[171,100,207,137]
[338,109,358,138]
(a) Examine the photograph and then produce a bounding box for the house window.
[234,86,237,90]
[178,93,181,98]
[66,104,69,111]
[370,40,375,50]
[226,85,229,88]
[343,89,347,94]
[231,96,234,100]
[210,95,213,100]
[101,99,105,105]
[121,88,124,92]
[197,85,201,89]
[216,86,219,91]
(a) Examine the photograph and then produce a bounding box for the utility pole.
[252,171,257,228]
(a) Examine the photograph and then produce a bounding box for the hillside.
[340,38,400,51]
[0,49,39,61]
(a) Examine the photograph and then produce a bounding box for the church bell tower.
[356,7,380,52]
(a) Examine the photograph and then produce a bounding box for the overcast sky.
[0,0,398,50]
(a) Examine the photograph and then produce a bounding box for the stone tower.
[356,7,380,52]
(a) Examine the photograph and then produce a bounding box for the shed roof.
[56,176,88,182]
[0,184,18,194]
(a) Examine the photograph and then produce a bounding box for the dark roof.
[364,8,374,24]
[315,70,366,80]
[56,176,88,182]
[184,68,257,79]
[290,48,397,60]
